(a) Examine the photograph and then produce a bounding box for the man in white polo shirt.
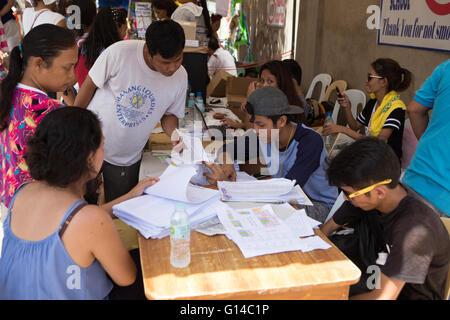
[75,20,187,202]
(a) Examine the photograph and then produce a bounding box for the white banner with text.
[378,0,450,52]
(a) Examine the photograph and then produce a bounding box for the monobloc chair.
[331,89,366,125]
[441,217,450,300]
[305,73,332,102]
[323,80,348,102]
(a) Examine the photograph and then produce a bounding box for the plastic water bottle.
[170,203,191,268]
[324,112,335,149]
[185,92,196,122]
[195,92,205,114]
[193,92,205,127]
[186,80,192,102]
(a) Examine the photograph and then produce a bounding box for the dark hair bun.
[25,107,102,188]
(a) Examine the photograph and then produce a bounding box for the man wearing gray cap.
[209,86,338,223]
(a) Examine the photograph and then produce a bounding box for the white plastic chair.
[331,89,367,125]
[305,73,332,102]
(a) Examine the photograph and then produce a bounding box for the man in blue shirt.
[209,86,338,222]
[403,59,450,217]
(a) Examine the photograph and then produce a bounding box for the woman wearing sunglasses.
[322,58,411,161]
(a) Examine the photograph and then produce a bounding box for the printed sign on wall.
[267,0,286,27]
[378,0,450,52]
[136,2,152,39]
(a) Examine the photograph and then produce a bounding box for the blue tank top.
[0,185,113,299]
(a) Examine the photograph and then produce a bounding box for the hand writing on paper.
[203,163,236,186]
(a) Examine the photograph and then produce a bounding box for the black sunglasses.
[338,188,351,199]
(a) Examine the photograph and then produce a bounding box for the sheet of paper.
[193,217,227,236]
[171,130,211,165]
[301,236,332,252]
[218,179,296,200]
[144,164,218,203]
[235,171,257,182]
[284,209,315,237]
[217,204,307,258]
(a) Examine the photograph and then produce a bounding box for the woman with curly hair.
[0,107,159,299]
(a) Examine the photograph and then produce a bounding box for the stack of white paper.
[113,163,222,239]
[114,194,226,239]
[217,179,311,205]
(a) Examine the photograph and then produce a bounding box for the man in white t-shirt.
[207,36,237,77]
[75,20,187,202]
[22,0,66,35]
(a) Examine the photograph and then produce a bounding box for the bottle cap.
[175,203,186,210]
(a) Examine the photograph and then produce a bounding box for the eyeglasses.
[367,73,384,82]
[339,179,392,199]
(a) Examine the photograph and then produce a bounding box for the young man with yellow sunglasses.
[321,138,450,300]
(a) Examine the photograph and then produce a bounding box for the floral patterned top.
[0,84,64,208]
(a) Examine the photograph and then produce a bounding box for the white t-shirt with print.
[22,8,65,35]
[88,40,187,166]
[208,47,237,77]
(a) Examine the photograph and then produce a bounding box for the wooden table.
[138,228,361,300]
[140,121,360,300]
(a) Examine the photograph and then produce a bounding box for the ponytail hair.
[0,46,23,130]
[397,67,412,92]
[82,6,125,69]
[0,24,76,131]
[371,58,412,93]
[198,0,213,38]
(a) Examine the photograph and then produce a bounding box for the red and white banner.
[267,0,286,27]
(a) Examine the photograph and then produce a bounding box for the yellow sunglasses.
[340,179,392,199]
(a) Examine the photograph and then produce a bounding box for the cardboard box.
[226,76,258,107]
[207,69,233,97]
[173,20,198,47]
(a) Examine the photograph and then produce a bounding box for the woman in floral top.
[0,24,78,210]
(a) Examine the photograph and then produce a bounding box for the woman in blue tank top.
[0,107,159,299]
